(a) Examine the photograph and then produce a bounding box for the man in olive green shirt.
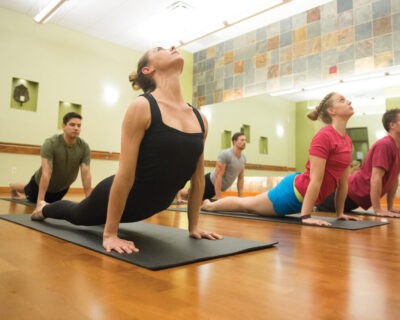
[10,112,92,210]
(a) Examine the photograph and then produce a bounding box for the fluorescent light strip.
[388,69,400,76]
[177,0,284,47]
[303,80,338,91]
[342,72,385,82]
[269,88,302,96]
[33,0,67,24]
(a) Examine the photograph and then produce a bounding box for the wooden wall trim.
[0,141,119,161]
[0,142,295,171]
[0,186,84,194]
[204,160,295,172]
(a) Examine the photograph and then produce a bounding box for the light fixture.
[103,85,120,106]
[303,80,339,91]
[269,88,302,96]
[276,124,284,137]
[33,0,67,24]
[176,0,284,48]
[387,68,400,76]
[341,71,385,83]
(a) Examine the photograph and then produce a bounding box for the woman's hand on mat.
[103,235,139,254]
[338,214,362,221]
[376,209,400,218]
[302,217,331,226]
[190,230,223,240]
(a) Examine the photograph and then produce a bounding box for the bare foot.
[31,200,48,221]
[201,199,213,211]
[10,188,21,198]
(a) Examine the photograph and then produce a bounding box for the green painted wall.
[180,50,193,104]
[0,8,193,187]
[201,93,296,176]
[295,100,322,171]
[386,97,400,110]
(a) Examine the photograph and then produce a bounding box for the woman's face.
[329,93,354,118]
[146,46,184,72]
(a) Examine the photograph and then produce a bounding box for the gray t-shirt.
[210,148,246,191]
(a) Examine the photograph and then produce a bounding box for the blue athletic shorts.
[267,172,303,216]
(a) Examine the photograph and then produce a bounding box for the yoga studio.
[1,0,399,319]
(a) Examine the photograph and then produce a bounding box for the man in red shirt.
[317,108,400,217]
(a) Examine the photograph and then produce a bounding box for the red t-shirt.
[295,125,352,205]
[348,135,400,209]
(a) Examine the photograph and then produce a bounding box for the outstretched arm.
[371,168,400,217]
[236,169,245,197]
[80,163,92,197]
[387,177,398,211]
[301,155,331,226]
[213,161,226,199]
[36,157,52,208]
[103,97,150,253]
[188,114,222,240]
[335,167,361,221]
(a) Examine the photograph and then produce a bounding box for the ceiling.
[0,0,331,52]
[0,0,399,111]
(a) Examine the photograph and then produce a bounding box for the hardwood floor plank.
[0,194,399,319]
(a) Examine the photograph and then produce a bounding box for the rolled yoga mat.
[167,207,389,230]
[0,214,277,271]
[0,197,36,207]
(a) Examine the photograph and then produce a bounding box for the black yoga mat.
[350,209,400,218]
[350,209,378,216]
[0,197,36,207]
[170,201,188,206]
[0,214,277,271]
[167,207,388,230]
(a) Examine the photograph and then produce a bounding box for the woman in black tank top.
[32,46,222,253]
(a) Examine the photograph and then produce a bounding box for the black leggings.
[42,174,161,226]
[42,176,114,225]
[316,192,358,213]
[203,173,216,200]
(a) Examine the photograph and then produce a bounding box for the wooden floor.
[1,193,399,320]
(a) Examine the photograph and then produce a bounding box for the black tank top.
[122,93,205,221]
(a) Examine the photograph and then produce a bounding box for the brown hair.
[382,108,400,132]
[307,92,337,124]
[63,112,82,124]
[232,132,245,143]
[128,48,157,92]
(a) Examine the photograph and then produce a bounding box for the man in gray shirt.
[203,132,246,200]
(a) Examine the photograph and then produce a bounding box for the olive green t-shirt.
[34,134,91,192]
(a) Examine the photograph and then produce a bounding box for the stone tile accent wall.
[192,0,400,107]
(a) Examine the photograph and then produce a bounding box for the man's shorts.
[24,175,69,203]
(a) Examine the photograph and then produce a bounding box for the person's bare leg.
[176,189,188,204]
[31,200,48,221]
[9,183,25,198]
[201,192,277,216]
